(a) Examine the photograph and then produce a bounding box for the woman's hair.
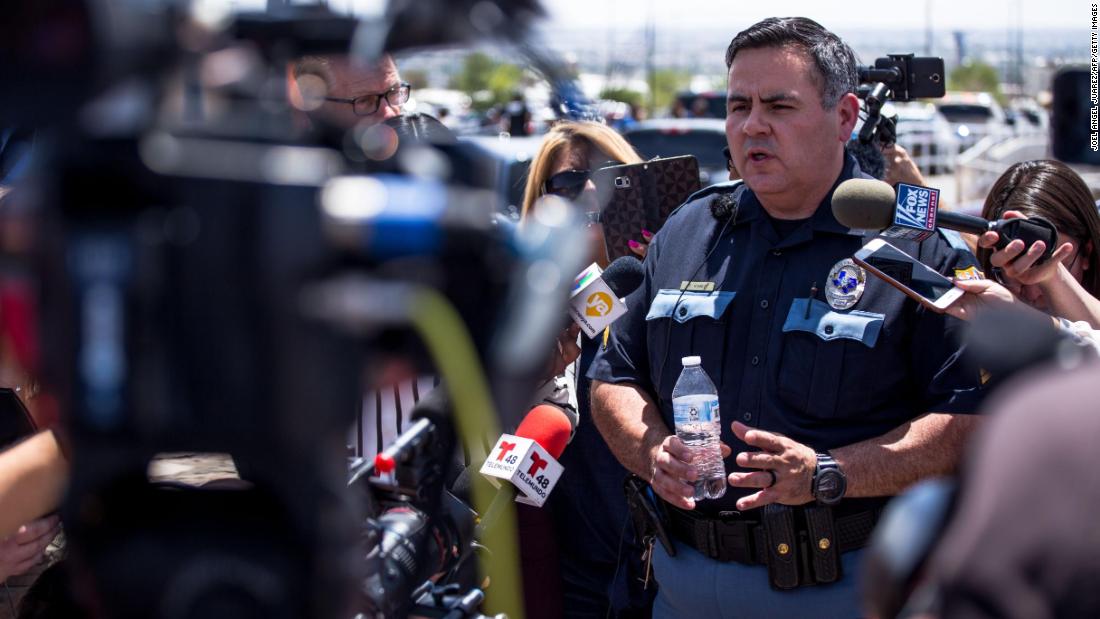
[979,159,1100,297]
[520,121,643,220]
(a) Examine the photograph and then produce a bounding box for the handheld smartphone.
[593,156,700,261]
[862,55,946,101]
[852,238,964,312]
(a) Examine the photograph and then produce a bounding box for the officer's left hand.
[726,421,816,510]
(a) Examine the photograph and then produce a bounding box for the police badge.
[825,258,866,310]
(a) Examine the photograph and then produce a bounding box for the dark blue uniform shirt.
[588,154,983,514]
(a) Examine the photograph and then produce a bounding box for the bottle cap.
[681,355,701,366]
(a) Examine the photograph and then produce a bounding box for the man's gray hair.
[724,17,858,109]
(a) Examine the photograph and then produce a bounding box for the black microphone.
[846,140,886,180]
[348,386,452,488]
[832,178,1060,260]
[601,255,645,299]
[709,192,738,221]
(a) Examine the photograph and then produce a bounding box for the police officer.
[588,17,983,618]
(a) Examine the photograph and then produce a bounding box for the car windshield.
[625,129,728,168]
[676,94,727,119]
[937,104,994,124]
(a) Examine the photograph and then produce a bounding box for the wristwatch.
[812,453,847,506]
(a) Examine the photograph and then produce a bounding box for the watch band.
[813,453,846,506]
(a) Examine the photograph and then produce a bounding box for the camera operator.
[285,52,434,463]
[588,18,984,617]
[289,53,407,132]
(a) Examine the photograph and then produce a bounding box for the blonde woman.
[521,122,656,618]
[522,121,647,264]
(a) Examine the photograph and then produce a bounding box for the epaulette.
[936,228,974,254]
[667,180,746,221]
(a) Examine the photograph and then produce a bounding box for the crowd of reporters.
[1,11,1100,619]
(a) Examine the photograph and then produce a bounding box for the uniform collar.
[731,151,868,247]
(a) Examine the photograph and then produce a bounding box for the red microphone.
[514,404,572,460]
[479,404,573,508]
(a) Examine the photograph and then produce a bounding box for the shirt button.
[759,300,769,310]
[678,306,688,318]
[743,412,752,421]
[751,355,760,366]
[824,325,834,335]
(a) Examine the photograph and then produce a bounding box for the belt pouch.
[762,504,800,590]
[623,476,676,557]
[804,505,841,584]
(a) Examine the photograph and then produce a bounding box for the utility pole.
[925,0,933,56]
[645,3,656,114]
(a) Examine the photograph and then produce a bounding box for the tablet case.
[594,156,701,261]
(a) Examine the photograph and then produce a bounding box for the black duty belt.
[663,499,885,589]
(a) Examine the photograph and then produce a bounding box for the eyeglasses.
[542,161,623,202]
[543,169,590,201]
[323,82,411,116]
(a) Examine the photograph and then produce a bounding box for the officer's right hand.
[648,435,698,510]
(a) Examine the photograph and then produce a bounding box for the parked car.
[622,118,729,187]
[674,91,726,119]
[934,92,1013,153]
[890,102,959,175]
[1007,99,1049,134]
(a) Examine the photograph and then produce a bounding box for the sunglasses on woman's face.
[543,169,590,201]
[542,161,624,202]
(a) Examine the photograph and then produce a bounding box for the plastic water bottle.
[672,356,727,501]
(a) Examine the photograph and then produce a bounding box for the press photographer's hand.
[980,210,1076,288]
[0,515,59,581]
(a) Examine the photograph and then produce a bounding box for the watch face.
[816,469,845,504]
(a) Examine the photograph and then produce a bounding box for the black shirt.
[588,153,984,514]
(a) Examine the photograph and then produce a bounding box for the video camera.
[1,1,588,617]
[855,54,947,149]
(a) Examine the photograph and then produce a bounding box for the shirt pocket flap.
[783,298,884,347]
[646,289,737,323]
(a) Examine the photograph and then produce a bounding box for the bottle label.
[673,397,719,425]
